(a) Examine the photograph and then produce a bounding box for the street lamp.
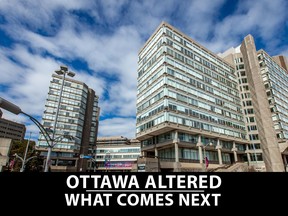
[13,132,37,172]
[44,65,75,172]
[203,142,213,171]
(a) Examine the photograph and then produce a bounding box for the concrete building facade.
[0,138,13,172]
[92,136,141,172]
[0,116,26,142]
[37,74,100,172]
[221,35,287,172]
[136,22,248,172]
[273,55,288,72]
[219,46,266,171]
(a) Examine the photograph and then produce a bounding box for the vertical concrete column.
[245,144,251,165]
[174,130,178,140]
[140,141,144,157]
[233,151,238,163]
[172,130,181,171]
[174,130,179,163]
[283,155,287,172]
[232,141,238,162]
[216,139,222,165]
[247,152,251,165]
[75,159,78,167]
[241,35,284,171]
[155,148,158,157]
[175,143,179,162]
[196,135,203,164]
[283,154,287,165]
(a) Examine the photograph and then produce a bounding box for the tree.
[8,139,44,172]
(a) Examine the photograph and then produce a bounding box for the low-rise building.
[0,116,26,142]
[0,138,13,172]
[92,136,141,172]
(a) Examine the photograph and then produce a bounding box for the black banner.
[1,172,286,213]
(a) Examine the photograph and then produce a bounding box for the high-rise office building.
[136,22,248,172]
[37,74,100,172]
[220,35,287,172]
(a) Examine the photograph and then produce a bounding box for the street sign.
[80,154,93,159]
[137,163,146,172]
[83,155,93,159]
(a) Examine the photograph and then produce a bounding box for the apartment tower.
[221,35,287,172]
[37,74,100,172]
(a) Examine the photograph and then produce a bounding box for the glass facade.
[94,137,141,172]
[136,22,248,170]
[37,74,99,167]
[258,51,288,139]
[136,25,246,139]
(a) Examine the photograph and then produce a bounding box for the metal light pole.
[13,132,37,172]
[44,66,75,172]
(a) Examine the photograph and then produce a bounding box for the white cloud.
[0,0,97,31]
[75,72,106,98]
[1,45,58,115]
[98,0,128,22]
[98,117,136,138]
[3,18,142,117]
[100,82,136,117]
[125,1,175,36]
[0,48,26,84]
[178,0,226,40]
[203,0,288,54]
[0,0,287,140]
[0,23,141,137]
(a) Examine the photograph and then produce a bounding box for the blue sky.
[0,0,288,140]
